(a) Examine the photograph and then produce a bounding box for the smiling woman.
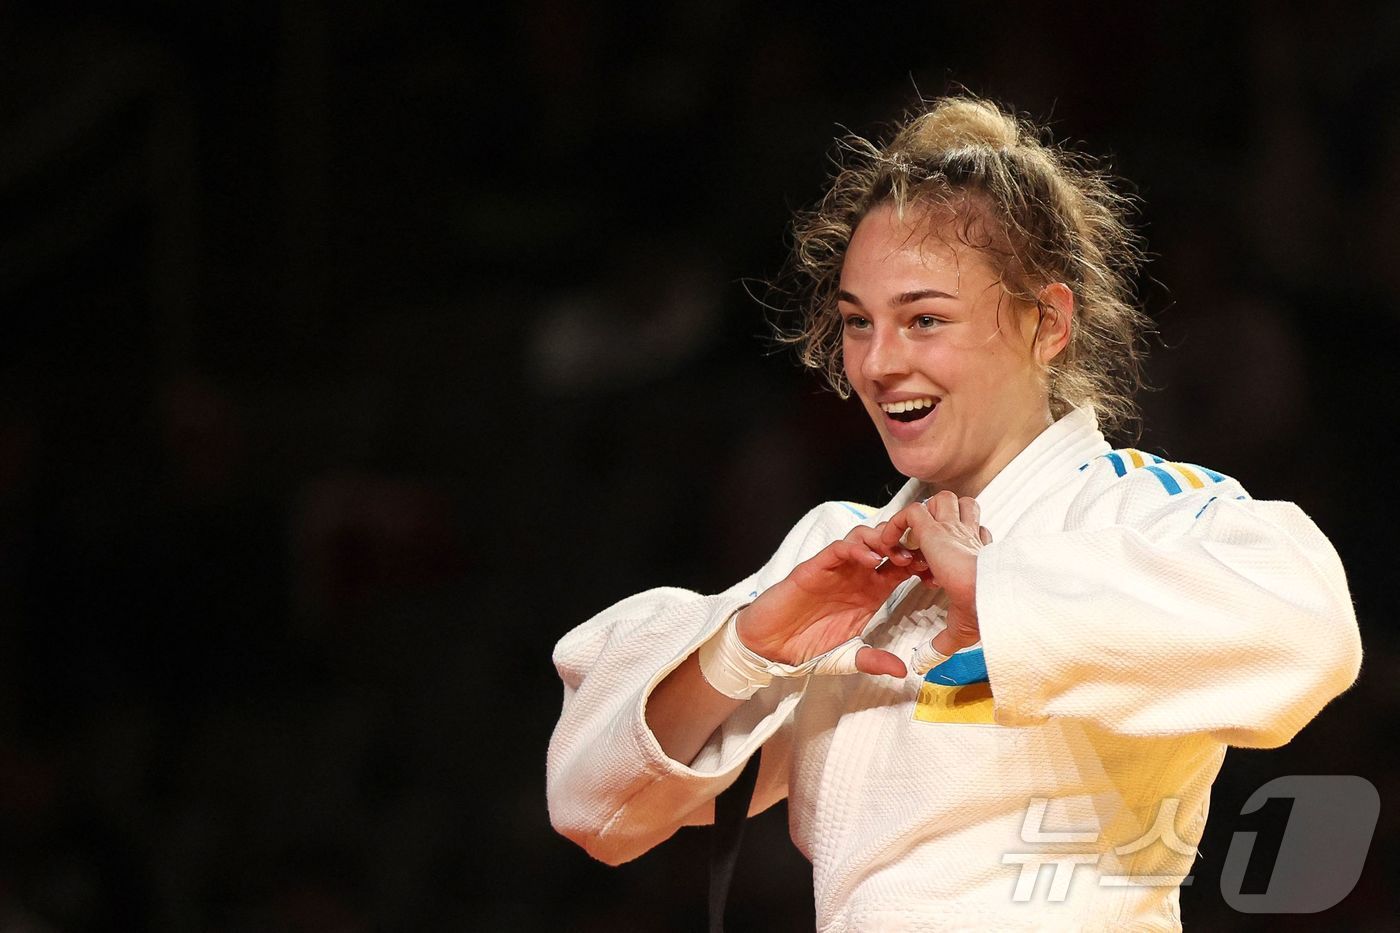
[545,95,1362,932]
[781,97,1149,439]
[837,201,1065,496]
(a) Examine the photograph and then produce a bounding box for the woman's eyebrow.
[836,288,957,306]
[895,288,957,304]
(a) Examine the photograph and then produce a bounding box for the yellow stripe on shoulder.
[1171,463,1206,489]
[1085,449,1235,497]
[1080,448,1237,493]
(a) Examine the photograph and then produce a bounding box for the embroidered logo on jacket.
[912,647,997,724]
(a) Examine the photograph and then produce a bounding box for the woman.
[546,96,1361,931]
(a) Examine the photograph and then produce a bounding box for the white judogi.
[546,409,1361,931]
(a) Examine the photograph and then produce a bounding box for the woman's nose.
[861,328,909,383]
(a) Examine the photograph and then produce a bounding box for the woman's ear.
[1034,283,1074,364]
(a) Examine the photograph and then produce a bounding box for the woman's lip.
[882,402,938,439]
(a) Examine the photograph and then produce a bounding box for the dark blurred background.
[2,1,1398,930]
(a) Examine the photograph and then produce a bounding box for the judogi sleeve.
[977,459,1362,748]
[546,502,859,865]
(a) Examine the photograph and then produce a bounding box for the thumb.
[854,645,908,679]
[802,639,907,679]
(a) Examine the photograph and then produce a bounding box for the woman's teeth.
[880,397,936,423]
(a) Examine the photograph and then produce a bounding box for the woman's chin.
[885,451,946,485]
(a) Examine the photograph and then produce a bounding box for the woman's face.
[839,202,1055,497]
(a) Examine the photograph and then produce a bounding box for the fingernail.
[896,547,913,560]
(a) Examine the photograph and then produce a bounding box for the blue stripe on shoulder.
[1143,464,1183,495]
[1193,496,1218,519]
[1096,449,1234,499]
[1187,463,1227,483]
[924,647,989,686]
[837,501,870,520]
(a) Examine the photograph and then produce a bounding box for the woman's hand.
[881,491,993,654]
[734,524,924,678]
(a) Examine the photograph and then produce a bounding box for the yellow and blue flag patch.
[912,647,997,725]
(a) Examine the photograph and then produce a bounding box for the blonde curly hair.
[773,95,1150,436]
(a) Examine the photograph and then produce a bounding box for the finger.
[876,551,929,576]
[845,522,879,542]
[849,524,914,564]
[979,525,993,546]
[958,496,979,529]
[929,489,959,522]
[882,502,936,551]
[910,638,952,676]
[854,646,908,678]
[878,513,909,550]
[830,538,885,569]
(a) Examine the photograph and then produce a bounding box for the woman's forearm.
[644,649,746,766]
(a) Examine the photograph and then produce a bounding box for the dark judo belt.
[708,751,762,933]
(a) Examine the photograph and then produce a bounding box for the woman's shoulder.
[1066,446,1250,528]
[1078,447,1236,493]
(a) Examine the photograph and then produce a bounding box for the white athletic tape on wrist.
[697,614,867,700]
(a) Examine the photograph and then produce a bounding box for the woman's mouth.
[879,396,938,424]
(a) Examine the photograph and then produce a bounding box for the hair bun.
[901,98,1021,151]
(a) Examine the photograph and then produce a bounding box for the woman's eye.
[842,316,870,331]
[914,315,940,328]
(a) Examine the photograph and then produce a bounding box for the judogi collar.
[872,407,1111,534]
